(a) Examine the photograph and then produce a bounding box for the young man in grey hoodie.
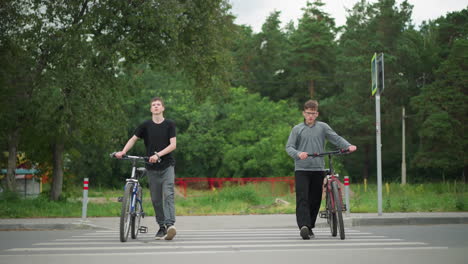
[286,100,357,239]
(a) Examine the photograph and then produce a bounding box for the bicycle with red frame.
[308,149,350,240]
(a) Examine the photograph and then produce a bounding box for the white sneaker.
[165,225,176,240]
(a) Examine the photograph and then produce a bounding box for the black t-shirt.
[134,119,176,170]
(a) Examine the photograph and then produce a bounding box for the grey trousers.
[147,166,175,227]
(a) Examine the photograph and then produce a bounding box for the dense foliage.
[1,0,466,198]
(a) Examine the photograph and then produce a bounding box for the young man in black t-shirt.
[115,97,177,240]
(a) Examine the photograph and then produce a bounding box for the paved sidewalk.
[1,212,467,231]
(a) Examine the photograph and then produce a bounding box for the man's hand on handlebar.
[298,152,309,160]
[114,151,126,159]
[149,154,160,163]
[348,145,357,152]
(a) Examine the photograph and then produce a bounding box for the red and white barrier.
[344,176,350,216]
[82,178,89,220]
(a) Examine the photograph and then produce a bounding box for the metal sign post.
[372,53,384,216]
[375,94,383,216]
[402,107,407,185]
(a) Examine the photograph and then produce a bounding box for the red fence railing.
[175,176,295,197]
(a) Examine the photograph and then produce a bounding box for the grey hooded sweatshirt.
[286,121,351,171]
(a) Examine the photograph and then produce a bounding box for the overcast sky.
[229,0,467,32]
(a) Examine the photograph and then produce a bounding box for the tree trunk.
[463,166,467,184]
[50,139,65,201]
[5,128,19,192]
[308,79,315,99]
[363,143,370,181]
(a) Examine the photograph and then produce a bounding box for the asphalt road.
[0,224,466,264]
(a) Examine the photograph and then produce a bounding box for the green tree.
[0,0,43,192]
[285,0,337,103]
[411,39,467,180]
[323,0,414,182]
[248,11,290,101]
[178,87,298,179]
[1,0,235,199]
[405,8,467,181]
[88,67,195,187]
[229,25,257,89]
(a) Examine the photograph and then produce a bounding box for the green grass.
[0,182,466,218]
[350,182,468,212]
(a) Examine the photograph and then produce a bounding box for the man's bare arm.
[115,135,139,158]
[149,137,176,163]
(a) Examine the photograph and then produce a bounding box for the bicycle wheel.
[331,181,345,240]
[120,183,133,242]
[326,190,337,237]
[131,187,142,239]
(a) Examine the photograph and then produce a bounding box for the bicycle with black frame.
[111,152,150,242]
[308,149,350,240]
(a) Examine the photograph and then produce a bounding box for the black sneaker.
[165,225,177,240]
[309,228,315,238]
[300,226,310,240]
[155,226,167,240]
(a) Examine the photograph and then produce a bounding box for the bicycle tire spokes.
[131,186,144,239]
[312,150,351,240]
[112,153,148,242]
[331,180,345,240]
[120,183,133,242]
[327,192,335,237]
[330,176,347,212]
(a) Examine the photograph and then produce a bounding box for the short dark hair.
[151,97,164,106]
[304,100,318,110]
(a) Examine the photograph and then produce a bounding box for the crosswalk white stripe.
[93,228,361,233]
[37,238,404,246]
[5,228,444,257]
[72,231,370,236]
[54,235,388,241]
[7,242,427,252]
[83,230,364,235]
[72,232,372,238]
[0,246,449,257]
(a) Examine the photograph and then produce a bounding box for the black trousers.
[295,170,325,229]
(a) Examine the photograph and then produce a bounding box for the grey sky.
[228,0,468,32]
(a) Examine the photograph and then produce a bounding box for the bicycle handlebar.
[307,149,350,158]
[110,152,150,162]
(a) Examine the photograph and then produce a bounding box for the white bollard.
[344,176,350,216]
[82,178,89,220]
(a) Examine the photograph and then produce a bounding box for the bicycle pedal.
[117,197,123,202]
[139,226,148,233]
[319,211,328,218]
[342,204,347,211]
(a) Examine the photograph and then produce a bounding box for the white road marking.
[7,242,428,251]
[3,227,447,257]
[36,238,404,246]
[54,235,388,241]
[70,232,373,238]
[1,246,448,257]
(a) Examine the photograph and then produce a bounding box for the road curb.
[351,216,468,226]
